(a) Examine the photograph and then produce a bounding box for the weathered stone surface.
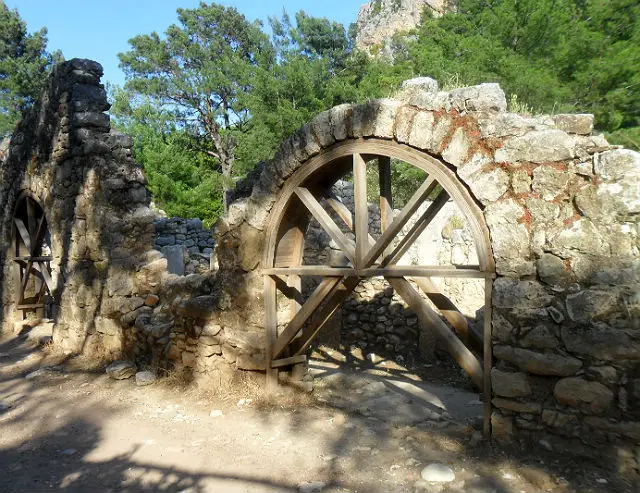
[584,418,640,441]
[565,289,620,322]
[237,223,264,271]
[521,324,559,349]
[176,296,218,320]
[494,346,582,376]
[408,111,434,149]
[224,327,265,351]
[495,129,575,163]
[493,279,553,309]
[449,83,507,112]
[532,166,570,200]
[236,352,265,371]
[106,360,136,380]
[491,412,513,444]
[542,409,578,429]
[420,463,455,483]
[537,253,571,285]
[492,398,541,414]
[394,106,417,143]
[373,99,401,138]
[441,128,471,167]
[485,200,533,276]
[554,377,613,414]
[561,325,640,361]
[491,368,531,397]
[135,371,157,386]
[551,114,594,135]
[466,167,509,204]
[401,77,439,93]
[549,219,608,258]
[330,103,353,141]
[310,110,334,148]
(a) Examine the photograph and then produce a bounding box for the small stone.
[60,448,77,456]
[135,371,157,386]
[420,463,455,483]
[144,294,160,307]
[209,410,223,418]
[0,402,9,413]
[106,360,136,380]
[298,481,326,493]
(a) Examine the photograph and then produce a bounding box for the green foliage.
[0,1,61,136]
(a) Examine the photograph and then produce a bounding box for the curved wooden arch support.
[262,138,496,435]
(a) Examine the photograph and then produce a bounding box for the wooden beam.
[264,265,493,279]
[484,277,494,438]
[378,156,393,256]
[387,277,484,390]
[413,277,483,353]
[264,266,356,277]
[272,277,343,359]
[380,189,450,267]
[271,354,307,368]
[353,153,369,268]
[265,275,279,390]
[295,187,356,266]
[363,176,438,267]
[14,218,31,253]
[292,277,360,356]
[325,192,377,246]
[272,275,305,306]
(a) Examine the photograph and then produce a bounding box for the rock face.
[356,0,452,56]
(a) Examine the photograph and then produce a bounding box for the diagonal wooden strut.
[387,277,484,390]
[362,176,438,267]
[272,277,343,360]
[295,187,357,266]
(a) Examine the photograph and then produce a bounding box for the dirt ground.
[0,332,638,493]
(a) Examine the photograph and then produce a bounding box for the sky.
[6,0,365,87]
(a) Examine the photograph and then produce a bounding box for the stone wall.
[153,217,213,255]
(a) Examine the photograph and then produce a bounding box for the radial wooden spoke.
[295,187,356,266]
[26,197,36,241]
[265,275,278,390]
[14,218,31,253]
[31,216,48,256]
[353,153,369,268]
[363,176,438,267]
[265,266,356,277]
[378,156,393,255]
[361,266,492,278]
[292,276,360,356]
[18,260,34,305]
[387,277,484,390]
[414,277,483,352]
[272,277,344,359]
[271,275,305,306]
[380,188,450,267]
[324,192,377,246]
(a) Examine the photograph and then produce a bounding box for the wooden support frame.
[263,139,495,431]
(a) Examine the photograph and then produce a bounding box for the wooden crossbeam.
[353,153,369,268]
[380,189,450,267]
[14,218,31,253]
[272,277,343,359]
[295,187,356,266]
[387,277,484,390]
[362,176,438,267]
[263,265,493,279]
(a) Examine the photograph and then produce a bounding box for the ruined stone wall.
[153,217,214,256]
[217,77,639,463]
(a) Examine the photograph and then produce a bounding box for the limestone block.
[491,368,532,397]
[162,245,186,276]
[310,110,334,148]
[176,296,218,320]
[484,200,533,276]
[273,140,300,180]
[478,112,551,139]
[565,289,620,322]
[548,219,608,258]
[106,360,136,380]
[291,124,320,162]
[182,351,196,367]
[575,185,625,223]
[202,321,222,337]
[408,111,435,149]
[246,189,276,231]
[329,103,353,141]
[493,345,582,376]
[492,398,541,414]
[536,253,572,286]
[491,412,514,444]
[394,106,416,144]
[405,90,451,111]
[583,417,640,441]
[237,223,264,271]
[373,99,400,139]
[531,166,570,200]
[73,111,110,129]
[492,312,515,343]
[466,167,509,204]
[428,114,453,154]
[134,257,167,294]
[492,279,553,310]
[554,377,613,414]
[224,326,266,351]
[551,114,594,135]
[441,128,471,168]
[495,129,575,163]
[200,344,222,357]
[107,269,134,297]
[449,83,507,112]
[561,325,640,361]
[95,317,121,337]
[521,324,560,350]
[541,410,578,429]
[595,149,640,181]
[401,77,439,93]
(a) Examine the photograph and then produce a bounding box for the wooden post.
[483,277,494,438]
[353,153,368,268]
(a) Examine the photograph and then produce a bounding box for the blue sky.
[6,1,365,87]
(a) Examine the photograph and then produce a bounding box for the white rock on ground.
[106,360,136,380]
[420,463,455,483]
[298,481,326,493]
[135,371,157,386]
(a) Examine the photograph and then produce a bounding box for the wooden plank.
[14,218,31,253]
[272,277,343,359]
[292,277,360,356]
[387,277,484,390]
[12,256,53,262]
[325,193,376,245]
[295,187,356,266]
[378,156,393,255]
[26,197,36,243]
[264,275,279,391]
[363,176,438,267]
[271,354,307,368]
[380,189,450,267]
[414,276,483,353]
[363,266,493,279]
[36,262,54,294]
[271,275,305,306]
[265,266,356,277]
[484,277,494,438]
[32,216,47,256]
[353,153,369,268]
[17,303,45,310]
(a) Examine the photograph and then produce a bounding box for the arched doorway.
[11,192,53,320]
[263,139,495,432]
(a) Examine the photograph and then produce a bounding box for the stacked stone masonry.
[1,62,639,465]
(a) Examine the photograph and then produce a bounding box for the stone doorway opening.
[263,139,495,433]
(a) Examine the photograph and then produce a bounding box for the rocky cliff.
[355,0,452,55]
